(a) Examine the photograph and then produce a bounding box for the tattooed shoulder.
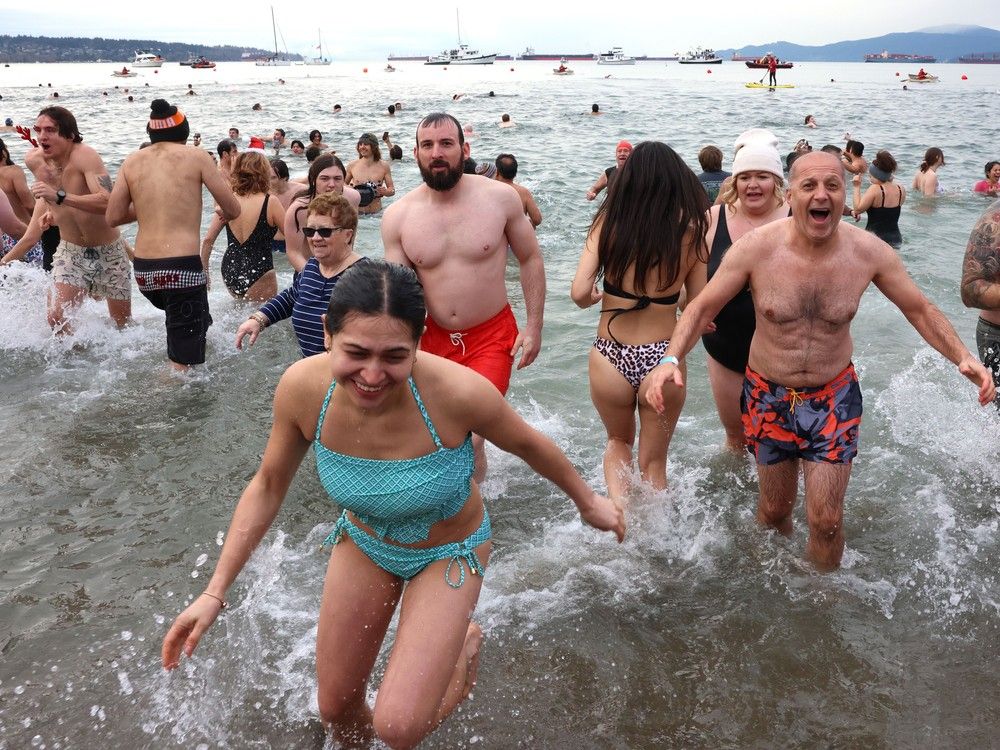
[97,174,113,193]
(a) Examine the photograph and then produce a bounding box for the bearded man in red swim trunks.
[645,151,995,570]
[383,112,545,482]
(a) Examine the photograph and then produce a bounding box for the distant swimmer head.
[388,104,396,115]
[3,118,12,127]
[389,144,403,160]
[920,147,944,172]
[146,99,190,143]
[592,103,600,113]
[290,139,305,154]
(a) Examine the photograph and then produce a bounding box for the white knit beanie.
[731,128,783,178]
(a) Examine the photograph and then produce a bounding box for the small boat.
[385,64,396,72]
[907,73,939,83]
[745,54,793,69]
[191,57,216,69]
[304,30,332,65]
[679,47,722,64]
[596,47,635,65]
[112,67,137,77]
[132,50,165,68]
[425,10,496,65]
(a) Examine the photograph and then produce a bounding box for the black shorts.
[134,256,212,366]
[41,224,60,273]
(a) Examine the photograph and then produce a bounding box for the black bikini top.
[600,278,680,344]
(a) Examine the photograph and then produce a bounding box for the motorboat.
[426,44,496,65]
[131,50,165,68]
[191,58,216,69]
[679,47,722,64]
[596,47,636,65]
[554,58,574,75]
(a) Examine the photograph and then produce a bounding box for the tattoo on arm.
[97,174,113,193]
[961,209,1000,308]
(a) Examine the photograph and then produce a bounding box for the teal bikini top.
[314,377,474,544]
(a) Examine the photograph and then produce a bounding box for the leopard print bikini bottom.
[592,336,671,391]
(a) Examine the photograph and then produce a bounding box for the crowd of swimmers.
[1,97,999,748]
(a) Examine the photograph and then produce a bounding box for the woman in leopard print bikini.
[571,141,710,503]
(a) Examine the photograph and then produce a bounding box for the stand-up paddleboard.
[745,82,795,89]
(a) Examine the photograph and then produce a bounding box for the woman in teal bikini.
[161,260,624,749]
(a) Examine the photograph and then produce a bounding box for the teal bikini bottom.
[323,509,491,589]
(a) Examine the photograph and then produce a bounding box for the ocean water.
[1,60,999,749]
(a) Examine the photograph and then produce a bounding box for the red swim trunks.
[741,363,863,465]
[421,304,518,394]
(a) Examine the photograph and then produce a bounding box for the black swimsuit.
[864,184,903,248]
[701,208,756,373]
[601,278,679,344]
[221,195,277,297]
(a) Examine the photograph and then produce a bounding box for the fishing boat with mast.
[425,10,497,65]
[256,6,293,66]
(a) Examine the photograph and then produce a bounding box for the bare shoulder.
[276,355,333,427]
[25,147,44,170]
[72,142,108,169]
[477,174,521,210]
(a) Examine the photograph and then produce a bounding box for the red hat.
[247,136,267,153]
[617,140,632,152]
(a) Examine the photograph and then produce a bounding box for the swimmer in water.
[161,259,624,749]
[345,132,395,215]
[646,151,995,570]
[912,146,945,196]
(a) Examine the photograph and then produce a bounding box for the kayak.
[745,82,795,88]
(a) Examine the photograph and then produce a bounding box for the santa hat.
[246,136,267,153]
[146,99,189,143]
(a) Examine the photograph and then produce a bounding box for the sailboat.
[304,30,332,66]
[425,10,496,65]
[256,6,293,66]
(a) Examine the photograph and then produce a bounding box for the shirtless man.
[216,138,238,181]
[382,112,545,481]
[345,132,395,215]
[645,151,994,569]
[586,140,631,201]
[106,99,240,369]
[960,197,1000,405]
[0,136,33,223]
[6,106,131,331]
[494,153,542,228]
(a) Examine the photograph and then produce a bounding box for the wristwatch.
[55,189,66,205]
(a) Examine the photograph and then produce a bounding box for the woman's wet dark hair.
[590,140,709,299]
[309,129,322,142]
[920,147,944,172]
[325,260,425,343]
[984,160,1000,178]
[871,150,897,175]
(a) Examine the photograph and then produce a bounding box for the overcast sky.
[1,1,996,58]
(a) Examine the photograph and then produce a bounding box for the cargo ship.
[864,50,936,63]
[387,53,428,61]
[958,53,1000,64]
[516,47,595,61]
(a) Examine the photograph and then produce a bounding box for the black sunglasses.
[303,226,346,238]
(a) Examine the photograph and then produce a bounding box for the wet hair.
[416,112,464,146]
[230,127,240,135]
[307,191,358,236]
[229,151,272,196]
[333,104,342,110]
[324,259,426,343]
[216,138,236,158]
[290,139,305,151]
[871,150,897,175]
[820,144,842,155]
[305,145,322,163]
[388,104,396,115]
[501,113,511,122]
[389,145,403,160]
[804,114,814,124]
[274,128,285,138]
[785,151,801,173]
[270,157,289,180]
[463,157,477,174]
[293,152,349,226]
[845,140,864,157]
[0,137,12,167]
[590,141,709,302]
[37,106,83,143]
[986,160,1000,178]
[920,147,944,172]
[357,132,382,161]
[495,153,518,180]
[697,145,723,172]
[309,129,322,142]
[592,103,600,113]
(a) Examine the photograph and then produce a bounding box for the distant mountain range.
[0,35,294,64]
[719,25,1000,62]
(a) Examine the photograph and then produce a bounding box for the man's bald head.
[789,149,845,182]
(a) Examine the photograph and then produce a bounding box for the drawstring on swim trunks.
[445,543,485,589]
[787,388,804,413]
[449,331,466,356]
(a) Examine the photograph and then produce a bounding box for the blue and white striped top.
[258,256,368,357]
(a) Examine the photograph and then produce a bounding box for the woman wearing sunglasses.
[236,192,368,357]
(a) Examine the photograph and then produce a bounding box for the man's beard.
[419,157,463,191]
